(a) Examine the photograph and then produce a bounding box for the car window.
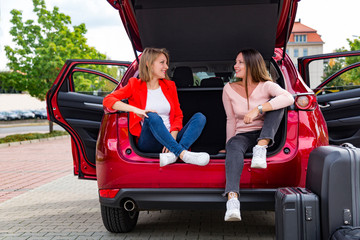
[193,72,216,86]
[71,64,128,96]
[311,55,360,95]
[316,67,360,95]
[171,62,280,88]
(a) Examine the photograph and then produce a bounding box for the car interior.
[130,59,289,159]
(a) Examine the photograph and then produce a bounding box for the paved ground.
[0,136,72,203]
[0,137,276,239]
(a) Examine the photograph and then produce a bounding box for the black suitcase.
[306,144,360,240]
[275,187,321,240]
[330,226,360,240]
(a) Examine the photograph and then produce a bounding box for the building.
[287,20,324,88]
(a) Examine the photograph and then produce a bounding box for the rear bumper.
[99,188,276,211]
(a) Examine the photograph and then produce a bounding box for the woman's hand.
[134,109,156,119]
[244,107,260,124]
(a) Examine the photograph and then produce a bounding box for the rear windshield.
[170,61,282,88]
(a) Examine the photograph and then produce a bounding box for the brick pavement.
[0,137,276,239]
[0,136,72,203]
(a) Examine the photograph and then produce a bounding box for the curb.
[0,135,70,148]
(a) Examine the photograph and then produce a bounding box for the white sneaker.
[224,198,241,221]
[182,151,210,166]
[251,145,267,169]
[159,152,177,167]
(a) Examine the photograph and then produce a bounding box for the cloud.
[296,0,359,53]
[46,0,121,28]
[0,0,134,71]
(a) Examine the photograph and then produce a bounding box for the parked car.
[32,109,47,119]
[46,0,360,233]
[2,111,21,121]
[14,110,35,119]
[0,112,7,121]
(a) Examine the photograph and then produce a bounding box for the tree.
[4,0,107,131]
[342,37,360,86]
[322,37,360,88]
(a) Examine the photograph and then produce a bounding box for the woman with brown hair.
[103,47,209,167]
[222,49,294,221]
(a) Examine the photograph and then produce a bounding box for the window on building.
[303,48,308,56]
[295,35,307,42]
[286,49,289,55]
[294,49,299,57]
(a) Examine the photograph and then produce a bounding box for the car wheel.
[100,204,139,233]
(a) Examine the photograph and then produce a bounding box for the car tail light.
[295,94,317,110]
[99,189,120,198]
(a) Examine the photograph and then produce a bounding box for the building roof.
[292,22,317,33]
[288,21,324,43]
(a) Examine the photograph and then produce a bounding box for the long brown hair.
[139,47,170,82]
[239,49,273,108]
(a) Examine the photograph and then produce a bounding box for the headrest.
[172,66,194,87]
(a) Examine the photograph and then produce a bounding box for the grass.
[0,130,68,144]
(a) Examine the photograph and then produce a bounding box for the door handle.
[319,103,330,109]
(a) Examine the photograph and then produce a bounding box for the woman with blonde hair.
[222,49,294,221]
[103,47,209,167]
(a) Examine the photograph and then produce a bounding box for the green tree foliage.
[322,38,360,88]
[322,48,346,82]
[0,71,18,93]
[4,0,107,100]
[343,37,360,86]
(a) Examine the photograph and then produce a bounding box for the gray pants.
[224,109,284,196]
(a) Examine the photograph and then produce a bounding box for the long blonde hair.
[240,49,273,108]
[139,47,170,82]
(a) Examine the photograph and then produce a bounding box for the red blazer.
[103,77,183,137]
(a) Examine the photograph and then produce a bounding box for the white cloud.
[0,0,134,71]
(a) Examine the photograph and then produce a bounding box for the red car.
[46,0,360,233]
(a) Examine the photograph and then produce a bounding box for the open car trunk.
[130,59,288,157]
[112,0,297,158]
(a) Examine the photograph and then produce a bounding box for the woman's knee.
[193,112,206,125]
[145,112,161,123]
[226,139,246,154]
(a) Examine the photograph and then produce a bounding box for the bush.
[0,131,68,144]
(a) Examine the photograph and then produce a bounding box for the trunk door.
[107,0,298,62]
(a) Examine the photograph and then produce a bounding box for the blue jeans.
[137,112,206,157]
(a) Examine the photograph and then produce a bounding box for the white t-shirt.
[145,87,171,131]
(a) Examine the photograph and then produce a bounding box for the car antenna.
[118,0,140,64]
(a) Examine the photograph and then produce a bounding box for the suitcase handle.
[340,143,356,149]
[296,187,311,195]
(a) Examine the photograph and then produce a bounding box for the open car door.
[47,60,130,179]
[298,50,360,147]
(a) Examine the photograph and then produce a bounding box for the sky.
[0,0,359,71]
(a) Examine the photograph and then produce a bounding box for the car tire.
[100,204,139,233]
